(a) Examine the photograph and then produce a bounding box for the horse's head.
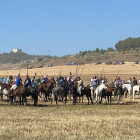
[101,84,108,89]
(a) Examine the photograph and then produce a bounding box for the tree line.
[115,37,140,52]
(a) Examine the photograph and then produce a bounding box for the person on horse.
[42,76,49,83]
[104,78,108,86]
[10,74,21,96]
[55,77,59,82]
[98,77,102,85]
[92,76,98,91]
[67,75,73,87]
[12,75,21,87]
[77,77,83,95]
[31,76,36,87]
[127,78,132,84]
[24,75,31,87]
[59,76,65,87]
[2,77,6,83]
[132,77,137,89]
[36,77,41,85]
[6,75,13,85]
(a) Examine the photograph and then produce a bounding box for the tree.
[107,47,114,52]
[95,48,99,53]
[100,49,105,55]
[12,58,19,64]
[38,58,43,62]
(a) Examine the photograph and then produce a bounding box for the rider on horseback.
[132,77,137,89]
[10,74,21,95]
[24,75,31,87]
[77,77,83,95]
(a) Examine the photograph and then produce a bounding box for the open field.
[0,62,140,82]
[1,62,140,139]
[0,96,140,140]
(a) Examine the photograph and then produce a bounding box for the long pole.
[76,65,78,76]
[103,68,105,78]
[80,65,85,77]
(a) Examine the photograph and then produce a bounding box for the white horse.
[95,84,108,104]
[133,85,140,100]
[122,84,132,99]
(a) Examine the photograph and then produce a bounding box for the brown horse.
[37,79,55,101]
[8,87,28,106]
[101,86,116,104]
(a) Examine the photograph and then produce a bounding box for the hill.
[0,51,50,64]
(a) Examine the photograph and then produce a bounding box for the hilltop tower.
[13,48,22,53]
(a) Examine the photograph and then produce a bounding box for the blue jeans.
[79,86,82,95]
[93,85,96,91]
[132,84,135,89]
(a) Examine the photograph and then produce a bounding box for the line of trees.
[76,47,115,57]
[115,37,140,52]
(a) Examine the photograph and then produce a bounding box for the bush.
[96,56,102,61]
[75,55,80,58]
[86,56,92,61]
[20,63,29,68]
[38,58,43,62]
[135,54,139,57]
[103,55,110,60]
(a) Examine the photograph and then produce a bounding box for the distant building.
[13,48,22,53]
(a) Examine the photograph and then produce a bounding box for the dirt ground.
[0,62,140,82]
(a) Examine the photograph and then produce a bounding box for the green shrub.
[20,63,29,68]
[86,56,92,61]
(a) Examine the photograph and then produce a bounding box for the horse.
[95,84,108,104]
[101,86,116,105]
[71,85,93,105]
[37,79,55,101]
[27,86,38,106]
[51,86,67,105]
[115,84,123,104]
[122,84,132,99]
[133,85,140,100]
[8,86,28,106]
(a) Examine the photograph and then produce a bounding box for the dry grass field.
[0,62,140,140]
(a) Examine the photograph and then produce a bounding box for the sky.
[0,0,140,56]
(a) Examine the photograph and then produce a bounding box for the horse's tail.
[35,88,38,106]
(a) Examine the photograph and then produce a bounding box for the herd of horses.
[0,78,140,106]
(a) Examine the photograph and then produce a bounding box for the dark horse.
[71,85,93,105]
[27,86,38,106]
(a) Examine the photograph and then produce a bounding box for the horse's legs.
[133,91,135,100]
[23,96,27,106]
[96,93,98,104]
[0,94,3,102]
[56,96,58,105]
[89,95,93,104]
[38,92,42,101]
[82,96,83,103]
[19,97,21,105]
[86,95,89,105]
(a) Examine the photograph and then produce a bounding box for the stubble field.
[0,62,140,140]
